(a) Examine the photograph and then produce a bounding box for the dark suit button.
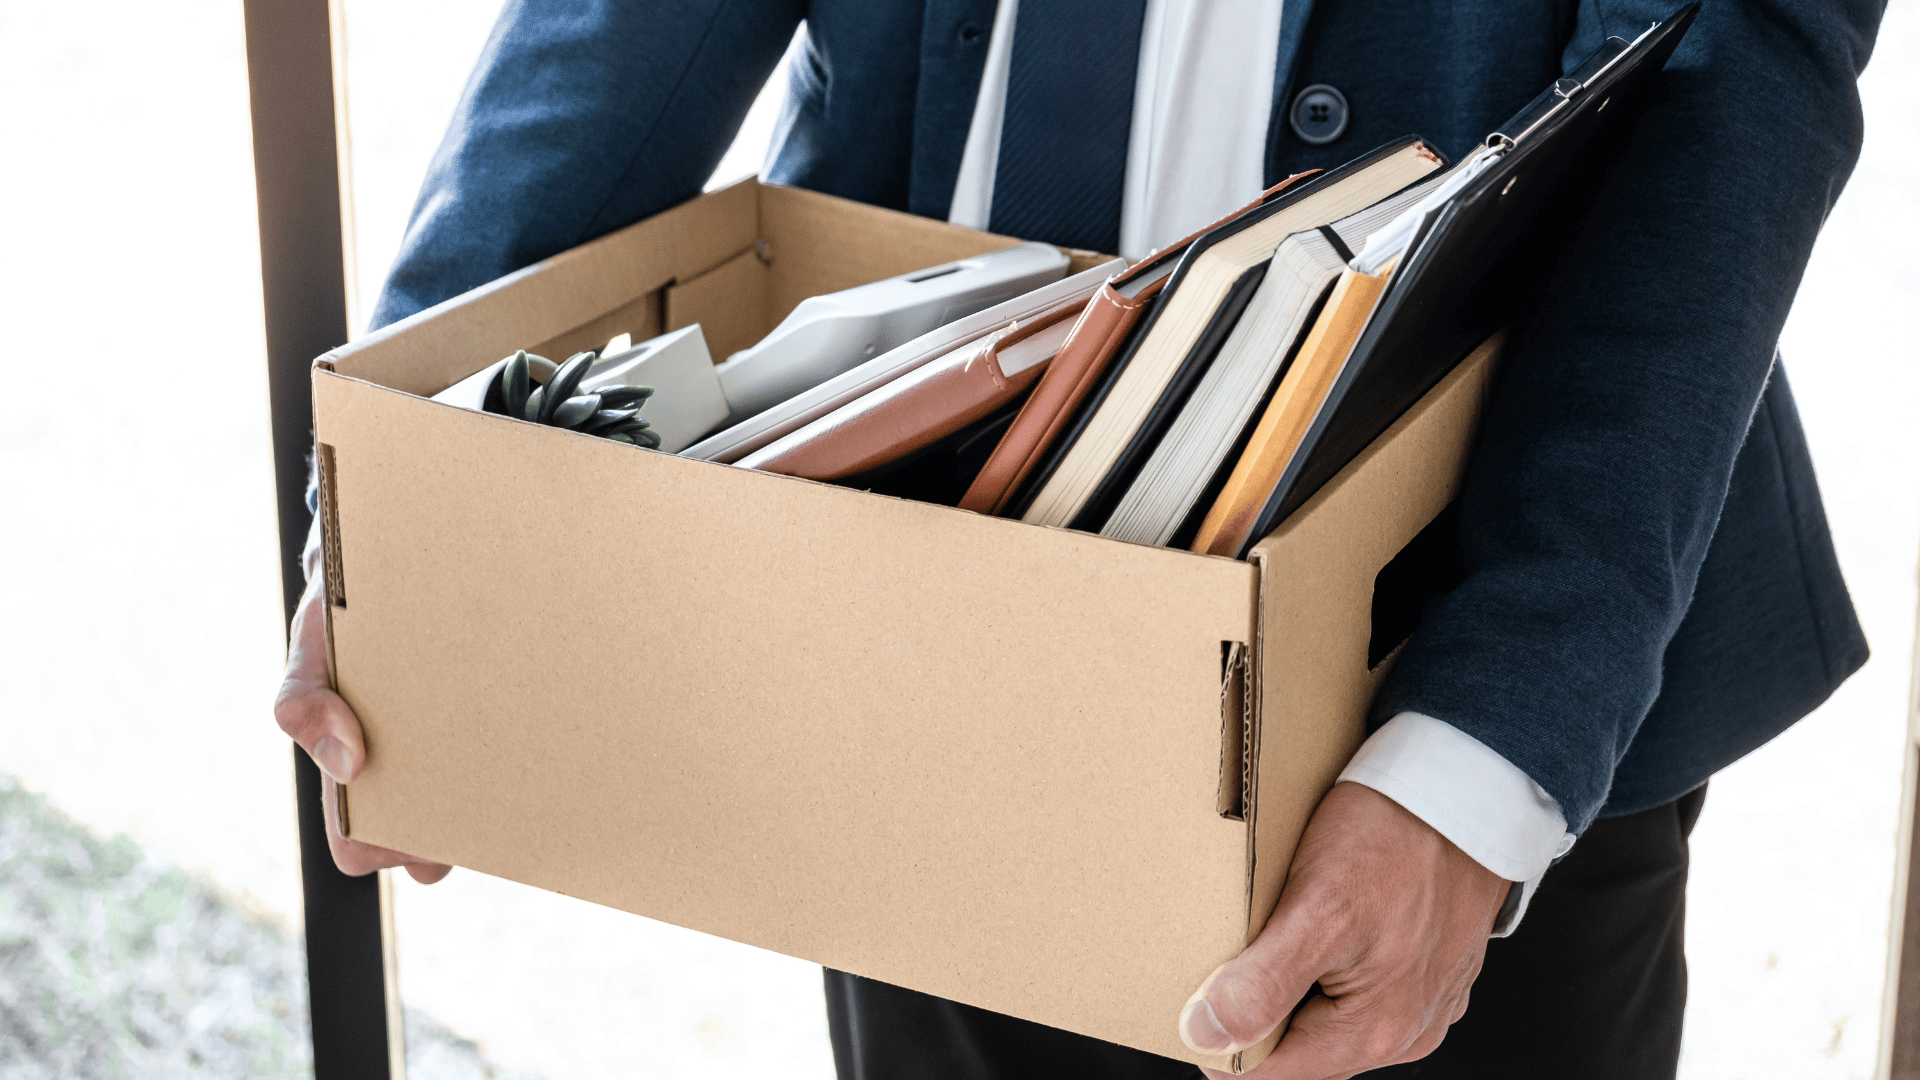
[1289,84,1350,145]
[957,21,984,43]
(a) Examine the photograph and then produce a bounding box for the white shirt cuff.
[1337,711,1574,937]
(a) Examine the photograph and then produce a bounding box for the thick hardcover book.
[1192,262,1396,556]
[1015,137,1445,529]
[1099,173,1450,546]
[958,171,1321,516]
[1064,262,1270,532]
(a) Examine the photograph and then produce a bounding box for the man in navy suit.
[274,1,1884,1076]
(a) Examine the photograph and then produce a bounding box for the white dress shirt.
[949,0,1280,260]
[947,0,1575,931]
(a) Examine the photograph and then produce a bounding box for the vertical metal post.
[1883,741,1920,1077]
[1880,569,1920,1079]
[241,1,398,1076]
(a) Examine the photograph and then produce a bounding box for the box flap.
[325,178,764,396]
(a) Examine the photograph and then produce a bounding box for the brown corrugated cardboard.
[312,178,1497,1072]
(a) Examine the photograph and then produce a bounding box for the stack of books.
[442,10,1689,560]
[709,10,1693,559]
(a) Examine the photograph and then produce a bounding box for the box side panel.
[1235,338,1500,1069]
[529,291,664,364]
[758,184,1027,327]
[313,369,1256,1067]
[327,178,763,396]
[665,245,770,362]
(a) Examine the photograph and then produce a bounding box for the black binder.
[1232,4,1700,558]
[1002,136,1440,523]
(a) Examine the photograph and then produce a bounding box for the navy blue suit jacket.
[370,0,1878,833]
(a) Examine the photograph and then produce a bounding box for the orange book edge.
[1190,260,1395,557]
[958,170,1324,517]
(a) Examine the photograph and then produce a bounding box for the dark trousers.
[825,785,1706,1080]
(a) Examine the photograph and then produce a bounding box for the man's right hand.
[275,571,452,884]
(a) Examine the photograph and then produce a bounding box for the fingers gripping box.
[311,178,1498,1072]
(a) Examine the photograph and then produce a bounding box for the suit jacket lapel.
[911,0,1321,217]
[1264,0,1321,185]
[910,0,1001,219]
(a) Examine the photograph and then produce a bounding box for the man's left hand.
[1178,781,1509,1077]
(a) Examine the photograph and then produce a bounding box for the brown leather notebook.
[738,303,1081,482]
[956,170,1320,515]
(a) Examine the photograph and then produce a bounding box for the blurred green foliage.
[0,775,536,1080]
[0,774,311,1078]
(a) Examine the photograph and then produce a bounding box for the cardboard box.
[313,179,1497,1072]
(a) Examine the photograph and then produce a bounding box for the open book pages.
[1189,256,1399,557]
[1018,141,1443,529]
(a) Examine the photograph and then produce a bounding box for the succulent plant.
[487,350,660,448]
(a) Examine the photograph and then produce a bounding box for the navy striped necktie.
[987,0,1150,255]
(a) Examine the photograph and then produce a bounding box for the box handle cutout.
[1217,641,1251,820]
[334,780,351,838]
[318,443,346,609]
[1369,502,1465,669]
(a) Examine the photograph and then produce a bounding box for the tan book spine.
[1190,262,1394,557]
[958,281,1163,513]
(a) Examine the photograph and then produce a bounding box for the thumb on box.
[275,574,364,785]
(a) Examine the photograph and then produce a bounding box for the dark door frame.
[241,1,399,1076]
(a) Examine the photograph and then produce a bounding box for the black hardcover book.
[1233,4,1700,558]
[1166,283,1334,550]
[1004,135,1441,524]
[1065,262,1269,531]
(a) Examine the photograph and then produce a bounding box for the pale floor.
[0,2,1915,1077]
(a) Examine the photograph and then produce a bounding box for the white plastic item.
[682,256,1129,464]
[427,325,725,454]
[431,355,510,412]
[712,241,1070,421]
[580,325,727,453]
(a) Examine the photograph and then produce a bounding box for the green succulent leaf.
[594,384,655,410]
[499,350,531,417]
[539,352,596,423]
[581,407,639,432]
[605,417,658,448]
[551,393,602,429]
[489,346,660,447]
